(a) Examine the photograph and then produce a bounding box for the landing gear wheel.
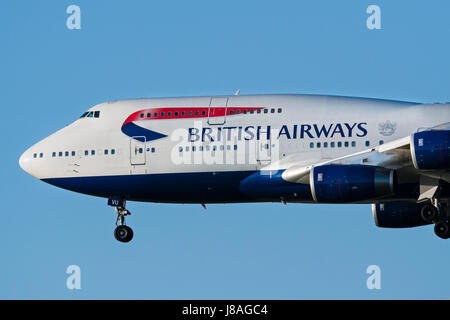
[112,203,133,243]
[434,221,450,239]
[114,225,134,242]
[421,204,438,223]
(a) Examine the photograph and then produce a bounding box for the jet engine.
[372,202,431,228]
[310,164,395,203]
[411,130,450,170]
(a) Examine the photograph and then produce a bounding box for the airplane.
[18,94,450,242]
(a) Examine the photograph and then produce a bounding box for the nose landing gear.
[114,207,133,243]
[109,198,134,243]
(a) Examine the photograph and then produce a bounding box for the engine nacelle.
[372,202,431,228]
[310,165,395,203]
[411,130,450,170]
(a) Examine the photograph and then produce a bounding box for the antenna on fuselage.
[234,89,240,96]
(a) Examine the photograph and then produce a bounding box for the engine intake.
[372,202,431,228]
[310,164,395,203]
[411,130,450,170]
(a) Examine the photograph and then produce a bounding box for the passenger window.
[344,142,349,147]
[201,110,206,116]
[324,142,328,148]
[379,140,384,145]
[229,110,234,115]
[250,109,255,114]
[40,153,43,158]
[243,110,247,114]
[154,112,158,117]
[195,110,199,116]
[234,145,237,150]
[278,108,282,113]
[147,113,151,118]
[220,145,224,151]
[309,142,314,148]
[59,152,63,157]
[227,145,231,150]
[160,112,165,117]
[181,111,185,116]
[85,150,89,156]
[71,151,75,156]
[264,109,268,114]
[104,149,108,155]
[138,148,143,154]
[186,146,189,152]
[316,142,321,148]
[257,109,261,114]
[337,142,342,148]
[188,111,192,116]
[351,141,356,147]
[330,142,335,148]
[91,150,95,155]
[65,151,69,157]
[270,108,275,113]
[167,112,172,117]
[174,112,179,117]
[33,153,37,158]
[236,110,240,114]
[111,149,115,155]
[365,141,370,147]
[52,152,56,157]
[151,147,155,153]
[179,146,183,152]
[192,146,196,152]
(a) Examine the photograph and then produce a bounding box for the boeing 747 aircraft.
[19,94,450,242]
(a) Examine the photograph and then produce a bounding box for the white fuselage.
[19,94,450,203]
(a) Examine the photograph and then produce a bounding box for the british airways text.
[188,122,368,142]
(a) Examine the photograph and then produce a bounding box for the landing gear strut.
[109,198,134,243]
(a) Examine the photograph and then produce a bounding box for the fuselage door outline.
[208,97,228,125]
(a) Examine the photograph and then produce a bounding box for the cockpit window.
[79,110,100,119]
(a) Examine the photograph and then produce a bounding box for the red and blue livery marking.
[121,106,264,142]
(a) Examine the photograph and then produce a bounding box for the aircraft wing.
[281,135,412,184]
[280,122,450,202]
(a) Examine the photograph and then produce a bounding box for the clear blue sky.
[1,0,450,299]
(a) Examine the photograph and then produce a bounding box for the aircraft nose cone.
[19,150,33,176]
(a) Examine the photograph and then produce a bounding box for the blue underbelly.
[42,171,261,203]
[41,170,429,204]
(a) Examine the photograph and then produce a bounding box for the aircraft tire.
[434,221,450,239]
[421,204,438,223]
[114,225,134,242]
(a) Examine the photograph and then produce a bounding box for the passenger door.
[208,97,228,125]
[256,131,271,164]
[130,137,146,165]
